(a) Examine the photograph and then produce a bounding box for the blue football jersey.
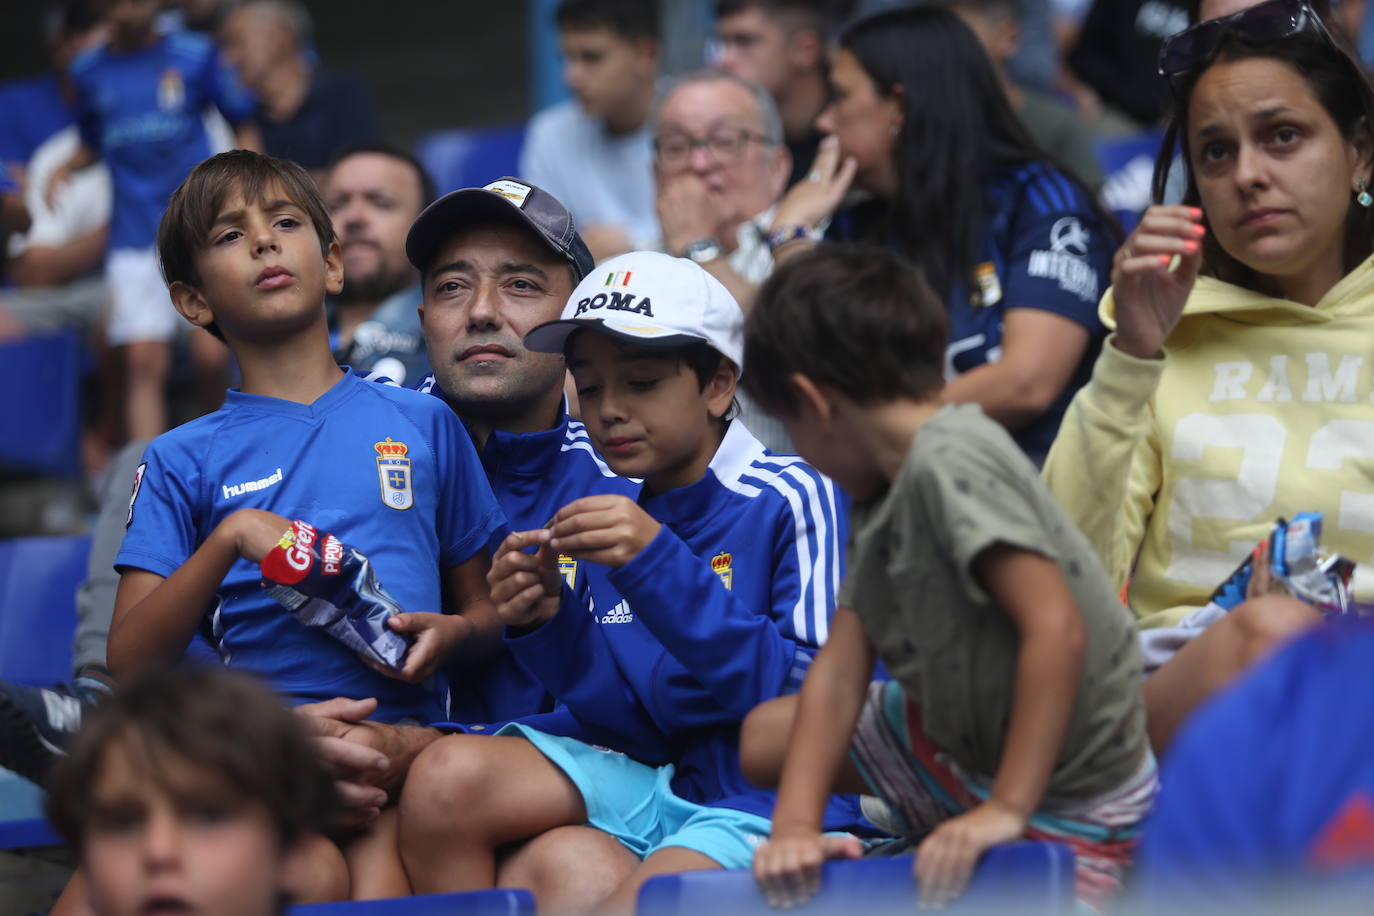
[827,162,1110,462]
[418,375,641,723]
[116,369,507,723]
[497,420,870,832]
[70,31,255,250]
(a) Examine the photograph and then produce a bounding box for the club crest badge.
[711,552,733,590]
[375,438,413,510]
[558,554,578,590]
[158,68,185,111]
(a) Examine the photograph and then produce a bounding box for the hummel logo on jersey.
[599,600,634,624]
[222,468,284,501]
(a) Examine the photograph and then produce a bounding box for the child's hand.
[359,612,467,683]
[914,798,1027,909]
[754,831,863,909]
[548,495,661,569]
[223,508,292,564]
[488,529,562,630]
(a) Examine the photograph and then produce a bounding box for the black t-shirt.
[259,70,383,171]
[1068,0,1189,127]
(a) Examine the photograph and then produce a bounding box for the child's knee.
[740,695,797,789]
[1234,596,1320,663]
[284,832,350,904]
[401,734,496,830]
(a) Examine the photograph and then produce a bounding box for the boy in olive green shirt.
[739,244,1154,913]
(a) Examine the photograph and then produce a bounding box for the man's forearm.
[358,722,444,795]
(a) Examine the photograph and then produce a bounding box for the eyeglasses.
[653,129,775,170]
[1157,0,1339,80]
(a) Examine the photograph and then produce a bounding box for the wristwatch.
[682,237,724,264]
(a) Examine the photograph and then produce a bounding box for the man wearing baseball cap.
[299,177,644,910]
[397,250,871,912]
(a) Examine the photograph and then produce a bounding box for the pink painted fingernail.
[1185,240,1199,252]
[1159,255,1172,266]
[1192,223,1207,236]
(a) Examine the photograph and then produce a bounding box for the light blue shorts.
[496,723,770,869]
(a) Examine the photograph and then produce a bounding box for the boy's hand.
[359,612,468,683]
[754,831,863,909]
[548,495,661,569]
[489,529,562,630]
[223,508,293,564]
[914,798,1027,909]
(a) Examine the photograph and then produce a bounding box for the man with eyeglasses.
[651,71,799,451]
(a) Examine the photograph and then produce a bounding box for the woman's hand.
[770,136,857,238]
[1110,205,1206,360]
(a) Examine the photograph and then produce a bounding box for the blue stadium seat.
[0,534,88,845]
[290,889,535,915]
[1097,129,1167,234]
[0,330,83,477]
[0,534,89,686]
[636,842,1075,916]
[415,124,527,195]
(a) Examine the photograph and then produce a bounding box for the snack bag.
[1208,513,1356,615]
[260,519,410,669]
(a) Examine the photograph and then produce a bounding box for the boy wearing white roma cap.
[397,251,872,913]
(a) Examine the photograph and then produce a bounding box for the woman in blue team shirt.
[767,5,1117,464]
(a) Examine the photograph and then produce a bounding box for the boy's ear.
[789,372,833,427]
[324,239,344,296]
[169,280,215,330]
[706,359,739,419]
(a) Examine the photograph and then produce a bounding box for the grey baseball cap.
[405,177,595,280]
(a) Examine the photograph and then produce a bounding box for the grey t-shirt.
[839,404,1145,799]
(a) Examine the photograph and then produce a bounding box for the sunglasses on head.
[1157,0,1338,79]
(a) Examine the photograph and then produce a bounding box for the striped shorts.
[851,680,1158,912]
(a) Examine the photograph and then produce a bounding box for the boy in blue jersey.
[397,250,862,914]
[46,0,260,441]
[741,245,1153,912]
[110,149,506,898]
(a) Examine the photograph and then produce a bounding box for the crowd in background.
[4,0,1374,913]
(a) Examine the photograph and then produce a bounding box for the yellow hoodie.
[1043,257,1374,629]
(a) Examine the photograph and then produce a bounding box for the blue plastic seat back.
[290,889,535,915]
[0,331,83,477]
[0,534,89,686]
[1096,129,1167,235]
[636,842,1075,916]
[415,124,527,195]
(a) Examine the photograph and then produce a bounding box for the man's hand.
[489,529,562,631]
[359,612,470,683]
[294,697,391,831]
[914,798,1027,909]
[753,831,863,909]
[657,172,727,257]
[548,495,661,569]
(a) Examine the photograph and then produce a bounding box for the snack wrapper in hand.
[1208,513,1356,615]
[260,520,411,669]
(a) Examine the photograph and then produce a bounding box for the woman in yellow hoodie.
[1044,0,1374,750]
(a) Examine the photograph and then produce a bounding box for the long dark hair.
[1151,17,1374,289]
[839,6,1104,298]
